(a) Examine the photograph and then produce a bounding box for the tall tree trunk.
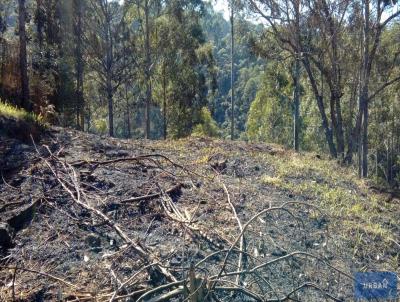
[18,0,30,111]
[74,0,84,130]
[360,0,370,177]
[0,37,6,99]
[125,83,131,138]
[163,62,167,140]
[230,0,235,140]
[106,23,113,137]
[321,0,345,158]
[293,57,300,151]
[335,94,345,158]
[144,0,151,139]
[107,77,114,137]
[302,57,337,157]
[362,98,368,177]
[104,2,114,137]
[329,92,345,158]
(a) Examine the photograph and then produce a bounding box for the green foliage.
[92,118,108,135]
[200,5,264,136]
[246,62,293,146]
[192,107,220,137]
[0,101,44,125]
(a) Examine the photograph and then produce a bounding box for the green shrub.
[192,107,220,138]
[92,118,108,135]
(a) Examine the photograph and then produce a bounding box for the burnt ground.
[0,125,399,301]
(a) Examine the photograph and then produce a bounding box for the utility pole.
[230,0,235,140]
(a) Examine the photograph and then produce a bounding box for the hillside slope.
[0,122,399,301]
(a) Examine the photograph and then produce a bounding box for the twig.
[210,201,328,290]
[0,201,25,213]
[109,263,157,302]
[12,265,17,302]
[120,183,182,203]
[1,172,20,191]
[0,266,80,290]
[267,282,344,302]
[34,143,177,284]
[135,280,185,302]
[221,182,244,286]
[212,251,354,280]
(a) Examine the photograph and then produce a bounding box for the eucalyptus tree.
[247,0,400,169]
[124,0,163,138]
[0,0,12,100]
[151,0,217,138]
[344,0,400,176]
[230,0,235,140]
[73,0,86,130]
[85,0,133,137]
[247,0,312,153]
[18,0,30,111]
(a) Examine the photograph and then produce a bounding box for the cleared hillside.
[0,119,399,301]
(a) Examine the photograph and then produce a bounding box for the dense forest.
[0,0,399,185]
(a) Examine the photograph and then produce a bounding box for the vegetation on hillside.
[1,0,398,185]
[0,101,41,125]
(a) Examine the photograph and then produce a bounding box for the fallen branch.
[36,144,177,284]
[210,201,328,290]
[221,182,244,286]
[120,183,183,203]
[0,265,80,291]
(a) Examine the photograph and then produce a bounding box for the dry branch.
[120,183,183,203]
[221,182,244,286]
[36,145,177,284]
[9,139,353,302]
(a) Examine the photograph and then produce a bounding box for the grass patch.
[261,175,284,187]
[0,101,43,125]
[0,101,46,142]
[257,151,396,245]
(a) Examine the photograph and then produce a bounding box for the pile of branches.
[0,142,353,301]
